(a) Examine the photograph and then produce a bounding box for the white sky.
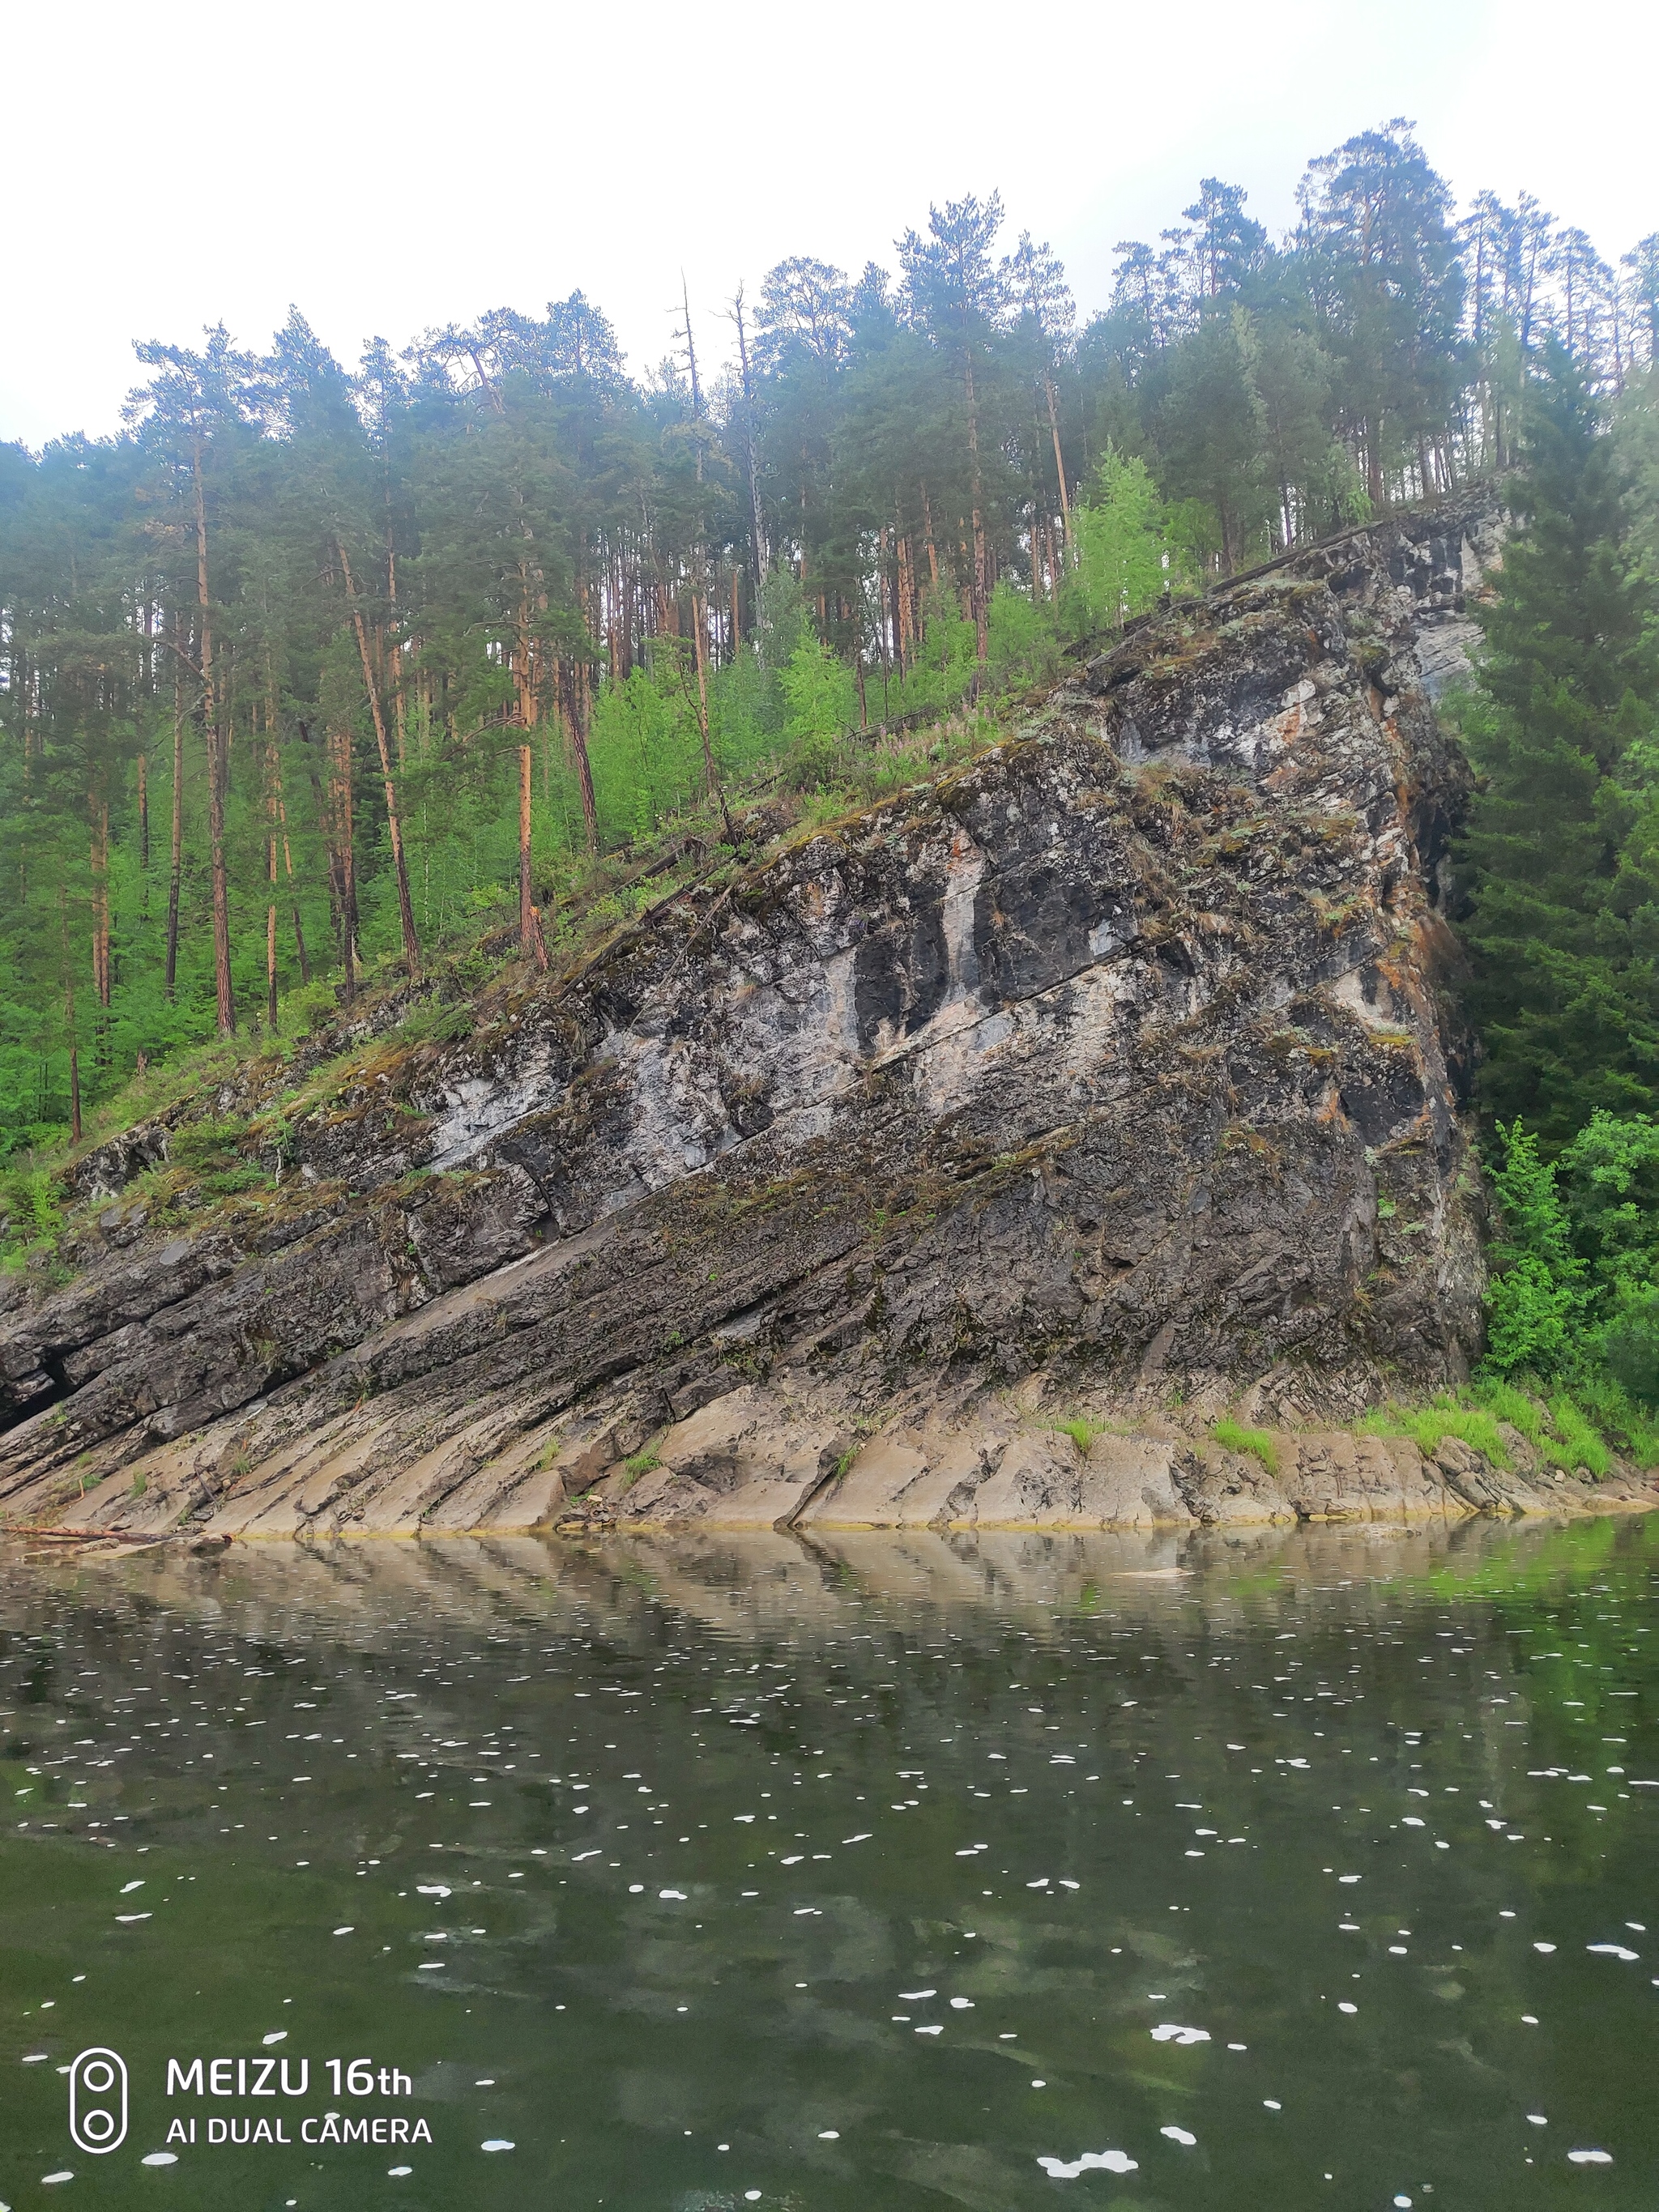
[3,0,1653,450]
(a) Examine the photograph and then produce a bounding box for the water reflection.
[1,1518,1654,2207]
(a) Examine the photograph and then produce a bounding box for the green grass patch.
[1466,1375,1548,1444]
[1211,1418,1279,1478]
[1052,1415,1105,1454]
[1360,1396,1512,1468]
[1546,1394,1611,1478]
[1362,1383,1624,1477]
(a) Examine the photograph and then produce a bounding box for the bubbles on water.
[1037,2150,1137,2178]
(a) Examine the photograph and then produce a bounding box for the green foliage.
[1465,1375,1548,1443]
[1554,1110,1659,1396]
[168,1117,254,1173]
[1546,1394,1611,1478]
[164,1116,273,1200]
[1361,1397,1512,1470]
[1555,1368,1659,1470]
[393,999,476,1050]
[0,1165,63,1260]
[1471,1375,1633,1475]
[1052,1415,1104,1453]
[1480,1111,1659,1432]
[986,580,1060,684]
[1064,447,1185,635]
[1367,1375,1649,1483]
[1210,1418,1278,1477]
[1455,350,1659,1147]
[779,637,859,744]
[1482,1122,1586,1375]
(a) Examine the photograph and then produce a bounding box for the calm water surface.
[1,1519,1655,2210]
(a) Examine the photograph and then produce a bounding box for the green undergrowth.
[1210,1419,1279,1477]
[1052,1415,1107,1454]
[6,703,1013,1203]
[0,701,1014,1265]
[1359,1375,1645,1476]
[0,1166,63,1269]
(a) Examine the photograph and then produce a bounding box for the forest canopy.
[2,118,1656,1157]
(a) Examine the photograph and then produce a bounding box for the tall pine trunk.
[264,654,308,987]
[1044,369,1072,566]
[562,660,599,854]
[690,586,717,795]
[332,721,357,1007]
[165,650,184,1002]
[89,791,111,1009]
[336,539,420,979]
[59,887,82,1144]
[963,352,988,662]
[518,743,536,960]
[263,713,280,1030]
[194,441,235,1034]
[732,291,767,595]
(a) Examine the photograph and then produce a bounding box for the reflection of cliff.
[6,493,1631,1539]
[0,1515,1560,1656]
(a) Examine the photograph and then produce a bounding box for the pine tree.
[1457,346,1659,1144]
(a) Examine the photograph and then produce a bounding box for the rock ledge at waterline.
[6,492,1652,1540]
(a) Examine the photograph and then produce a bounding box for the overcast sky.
[4,0,1652,450]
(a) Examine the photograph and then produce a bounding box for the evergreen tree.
[1457,347,1659,1144]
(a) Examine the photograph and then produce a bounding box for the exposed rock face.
[5,492,1593,1540]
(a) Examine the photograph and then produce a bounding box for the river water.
[1,1518,1654,2210]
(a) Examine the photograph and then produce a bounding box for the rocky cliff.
[11,490,1634,1541]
